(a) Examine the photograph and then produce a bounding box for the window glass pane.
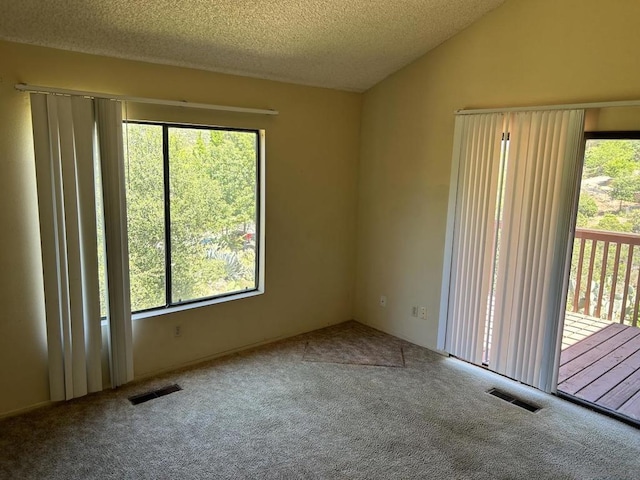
[169,127,258,303]
[124,123,166,311]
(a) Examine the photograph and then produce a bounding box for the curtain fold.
[441,113,505,365]
[96,99,134,387]
[490,110,585,391]
[30,93,133,400]
[440,108,584,392]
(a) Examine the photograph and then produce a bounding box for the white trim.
[0,400,54,420]
[437,116,464,351]
[129,320,347,380]
[257,130,267,293]
[456,99,640,115]
[15,83,279,116]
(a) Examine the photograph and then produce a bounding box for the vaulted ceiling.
[0,0,506,91]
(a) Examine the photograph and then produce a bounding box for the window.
[120,122,263,314]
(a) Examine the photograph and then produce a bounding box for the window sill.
[131,289,264,321]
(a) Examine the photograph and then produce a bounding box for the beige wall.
[355,0,640,347]
[6,0,640,418]
[0,40,361,416]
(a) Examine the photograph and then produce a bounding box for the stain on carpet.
[302,322,405,367]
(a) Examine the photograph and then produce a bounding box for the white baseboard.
[0,400,53,420]
[132,319,349,383]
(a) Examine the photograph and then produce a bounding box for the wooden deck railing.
[570,228,640,327]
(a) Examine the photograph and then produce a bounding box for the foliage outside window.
[568,135,640,323]
[577,138,640,232]
[96,122,261,315]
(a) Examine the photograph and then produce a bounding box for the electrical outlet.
[380,295,387,307]
[411,306,418,317]
[174,325,182,337]
[419,306,427,320]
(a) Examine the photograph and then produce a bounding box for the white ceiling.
[0,0,505,92]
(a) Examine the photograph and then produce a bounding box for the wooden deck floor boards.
[560,340,640,395]
[560,321,626,364]
[575,348,640,402]
[561,312,615,350]
[618,389,640,417]
[597,367,640,411]
[558,325,639,381]
[558,322,640,422]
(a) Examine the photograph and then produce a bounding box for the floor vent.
[487,388,540,413]
[128,384,182,405]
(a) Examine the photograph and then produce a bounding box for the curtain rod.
[15,83,279,116]
[456,99,640,115]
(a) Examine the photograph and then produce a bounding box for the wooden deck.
[558,322,640,422]
[562,312,612,350]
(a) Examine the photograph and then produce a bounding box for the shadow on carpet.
[302,321,405,367]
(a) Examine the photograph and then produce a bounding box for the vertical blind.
[31,95,103,400]
[30,94,133,400]
[440,113,506,366]
[96,100,134,388]
[439,109,585,392]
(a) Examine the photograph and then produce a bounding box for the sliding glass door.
[439,109,585,392]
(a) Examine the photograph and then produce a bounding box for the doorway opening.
[559,132,640,424]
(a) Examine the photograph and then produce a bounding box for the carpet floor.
[1,320,638,479]
[302,321,405,367]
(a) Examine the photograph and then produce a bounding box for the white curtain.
[439,109,585,392]
[439,113,506,365]
[95,100,134,387]
[490,110,584,391]
[30,94,133,400]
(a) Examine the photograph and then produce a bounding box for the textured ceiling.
[0,0,505,91]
